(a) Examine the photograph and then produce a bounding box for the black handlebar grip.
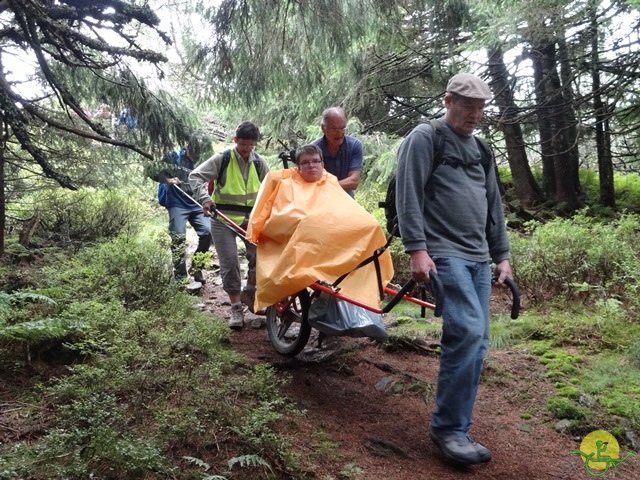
[492,276,521,319]
[428,271,444,318]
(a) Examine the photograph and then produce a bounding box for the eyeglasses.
[326,127,347,134]
[298,160,323,167]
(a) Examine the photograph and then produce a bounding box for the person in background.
[311,107,363,197]
[395,72,513,467]
[246,144,393,315]
[146,145,211,284]
[189,121,269,329]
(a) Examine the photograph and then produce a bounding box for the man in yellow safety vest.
[189,121,270,328]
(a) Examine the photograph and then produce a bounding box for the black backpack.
[379,119,493,237]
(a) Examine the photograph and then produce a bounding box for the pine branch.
[0,82,76,189]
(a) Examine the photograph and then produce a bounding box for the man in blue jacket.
[148,146,211,283]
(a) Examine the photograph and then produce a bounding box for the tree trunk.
[487,46,544,208]
[531,41,582,213]
[590,3,616,208]
[0,135,4,257]
[531,44,557,199]
[557,36,582,197]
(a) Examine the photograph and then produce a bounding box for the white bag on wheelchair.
[308,294,389,341]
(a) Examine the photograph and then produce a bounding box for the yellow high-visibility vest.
[214,150,262,225]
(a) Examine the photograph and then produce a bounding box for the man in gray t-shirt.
[396,73,513,467]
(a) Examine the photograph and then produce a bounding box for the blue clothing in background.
[311,135,363,197]
[147,147,211,278]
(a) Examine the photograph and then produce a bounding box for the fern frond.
[227,454,270,471]
[182,456,210,471]
[9,292,58,306]
[0,318,84,344]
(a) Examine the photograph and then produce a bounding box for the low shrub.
[509,210,640,306]
[31,188,146,244]
[52,231,174,310]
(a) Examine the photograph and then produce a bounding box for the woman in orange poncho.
[246,144,393,312]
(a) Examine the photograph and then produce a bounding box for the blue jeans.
[168,207,211,276]
[430,256,491,437]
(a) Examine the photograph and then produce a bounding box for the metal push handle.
[383,271,444,317]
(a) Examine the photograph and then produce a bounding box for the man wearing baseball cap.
[395,73,513,466]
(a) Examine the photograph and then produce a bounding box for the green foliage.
[228,454,271,472]
[184,0,390,137]
[191,251,212,271]
[628,341,640,369]
[360,133,402,186]
[519,337,640,431]
[53,231,174,309]
[0,318,83,345]
[0,291,57,323]
[0,291,78,363]
[557,386,580,399]
[509,210,640,306]
[27,188,147,244]
[1,394,166,479]
[0,217,319,478]
[489,318,515,349]
[580,353,640,429]
[539,350,583,372]
[338,463,365,479]
[3,241,31,262]
[581,169,640,213]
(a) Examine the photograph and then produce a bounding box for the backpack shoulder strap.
[251,154,267,178]
[428,118,445,167]
[473,136,499,227]
[474,136,494,175]
[429,119,493,174]
[425,119,446,198]
[217,149,232,187]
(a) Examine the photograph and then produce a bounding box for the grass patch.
[579,352,640,430]
[385,301,442,341]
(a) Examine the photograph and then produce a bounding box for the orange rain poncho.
[246,168,394,311]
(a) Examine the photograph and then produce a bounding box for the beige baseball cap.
[446,73,492,100]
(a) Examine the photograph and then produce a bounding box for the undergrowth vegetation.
[2,168,640,477]
[11,188,148,245]
[0,192,326,479]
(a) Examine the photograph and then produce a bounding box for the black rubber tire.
[266,289,312,356]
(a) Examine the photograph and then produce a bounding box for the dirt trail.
[199,269,639,480]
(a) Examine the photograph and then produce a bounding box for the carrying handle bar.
[492,276,521,319]
[383,271,444,317]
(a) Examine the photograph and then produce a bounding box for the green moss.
[547,397,587,420]
[557,386,580,399]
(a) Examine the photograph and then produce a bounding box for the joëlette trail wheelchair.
[212,208,520,357]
